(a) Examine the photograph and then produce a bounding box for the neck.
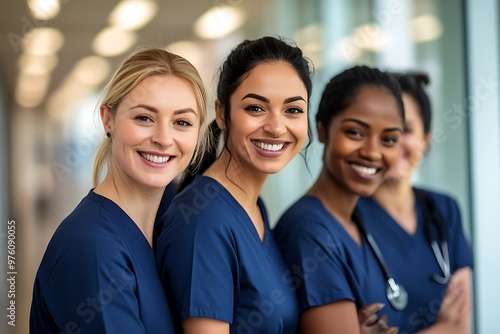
[372,177,418,234]
[308,167,358,226]
[204,149,266,209]
[93,169,163,247]
[373,177,414,213]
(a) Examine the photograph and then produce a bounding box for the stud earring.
[106,132,111,138]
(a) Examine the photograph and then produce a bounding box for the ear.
[317,122,327,144]
[215,100,225,130]
[100,104,113,134]
[423,132,432,153]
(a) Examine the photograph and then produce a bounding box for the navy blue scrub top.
[356,188,473,333]
[30,190,175,333]
[274,195,402,327]
[155,175,299,334]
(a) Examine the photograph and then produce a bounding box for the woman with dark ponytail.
[156,36,313,334]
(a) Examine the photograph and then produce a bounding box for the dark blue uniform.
[30,190,175,333]
[156,175,299,334]
[274,195,402,327]
[356,188,473,333]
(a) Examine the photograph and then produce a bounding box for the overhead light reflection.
[109,0,158,31]
[28,0,61,20]
[23,27,64,55]
[92,27,137,57]
[294,24,323,69]
[18,53,58,76]
[71,56,111,85]
[165,41,204,69]
[412,15,443,42]
[15,73,51,108]
[194,6,245,39]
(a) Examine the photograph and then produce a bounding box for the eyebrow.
[342,118,403,132]
[130,104,197,116]
[241,93,306,104]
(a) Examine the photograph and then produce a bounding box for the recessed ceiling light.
[18,54,58,76]
[23,28,64,55]
[165,41,203,68]
[194,6,245,39]
[72,56,111,85]
[28,0,60,20]
[109,0,158,31]
[92,27,137,57]
[412,15,443,42]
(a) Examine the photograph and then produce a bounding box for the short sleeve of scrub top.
[156,175,299,334]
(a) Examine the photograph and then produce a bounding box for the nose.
[151,122,174,148]
[359,137,382,161]
[263,112,286,137]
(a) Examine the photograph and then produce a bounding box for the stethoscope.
[415,188,452,285]
[353,212,408,311]
[353,188,451,311]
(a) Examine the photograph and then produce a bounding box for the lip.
[138,151,174,167]
[251,139,290,157]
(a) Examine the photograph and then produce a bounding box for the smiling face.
[102,74,200,190]
[386,93,430,181]
[218,61,308,176]
[319,85,404,197]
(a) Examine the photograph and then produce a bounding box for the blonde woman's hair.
[92,47,208,187]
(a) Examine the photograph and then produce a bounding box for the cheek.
[177,132,199,153]
[385,147,402,168]
[293,121,309,144]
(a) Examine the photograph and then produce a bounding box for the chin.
[352,184,381,197]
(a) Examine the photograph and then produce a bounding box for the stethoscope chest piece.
[386,278,408,311]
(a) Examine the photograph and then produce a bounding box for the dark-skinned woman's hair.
[391,71,431,134]
[178,36,314,191]
[316,65,405,137]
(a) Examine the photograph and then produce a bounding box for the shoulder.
[276,196,330,231]
[275,196,335,247]
[156,176,238,251]
[164,176,234,225]
[415,187,461,213]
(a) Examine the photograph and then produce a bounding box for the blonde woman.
[30,48,208,333]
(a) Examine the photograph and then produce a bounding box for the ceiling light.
[18,53,58,75]
[28,0,60,20]
[23,27,64,55]
[352,23,389,51]
[47,81,93,121]
[165,41,203,68]
[194,6,245,39]
[294,24,323,69]
[109,0,158,31]
[412,15,443,42]
[92,27,137,57]
[71,56,111,85]
[15,73,51,108]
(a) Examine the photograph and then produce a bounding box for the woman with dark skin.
[275,66,404,334]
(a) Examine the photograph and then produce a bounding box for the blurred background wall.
[1,0,499,333]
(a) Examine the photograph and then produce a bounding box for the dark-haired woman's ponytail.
[177,120,222,192]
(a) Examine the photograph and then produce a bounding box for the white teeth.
[253,141,284,151]
[351,164,377,175]
[141,153,170,163]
